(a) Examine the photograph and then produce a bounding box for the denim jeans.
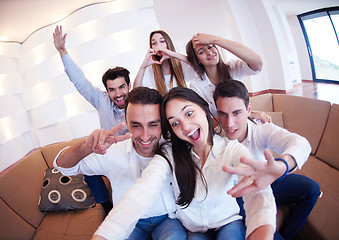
[84,175,110,203]
[127,214,187,240]
[237,173,320,240]
[187,220,245,240]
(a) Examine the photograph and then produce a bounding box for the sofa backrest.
[0,150,48,239]
[272,94,331,155]
[315,103,339,170]
[40,137,86,168]
[249,93,274,112]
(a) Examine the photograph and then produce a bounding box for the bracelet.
[275,158,289,180]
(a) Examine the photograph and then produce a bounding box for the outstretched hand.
[53,25,67,56]
[222,149,286,197]
[85,122,132,155]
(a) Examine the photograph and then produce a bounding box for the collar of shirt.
[190,134,226,169]
[243,119,255,145]
[202,72,214,87]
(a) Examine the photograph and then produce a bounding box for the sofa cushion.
[250,93,274,112]
[33,204,105,240]
[315,104,339,170]
[272,94,331,155]
[40,137,86,168]
[295,156,339,240]
[39,168,96,212]
[265,111,284,128]
[0,198,37,240]
[0,149,47,228]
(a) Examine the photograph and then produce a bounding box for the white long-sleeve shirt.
[243,120,311,169]
[95,135,276,239]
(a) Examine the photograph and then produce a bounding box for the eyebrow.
[151,37,165,42]
[130,120,160,125]
[167,104,191,121]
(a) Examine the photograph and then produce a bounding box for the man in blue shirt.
[53,25,131,214]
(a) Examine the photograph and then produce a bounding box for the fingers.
[228,183,258,198]
[239,156,265,172]
[86,124,132,154]
[106,132,132,145]
[85,129,108,153]
[228,176,253,195]
[107,122,126,136]
[263,149,275,166]
[222,164,255,176]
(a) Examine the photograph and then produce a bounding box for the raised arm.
[53,25,68,57]
[56,123,131,168]
[192,33,263,71]
[133,49,160,88]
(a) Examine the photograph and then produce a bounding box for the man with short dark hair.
[213,80,320,240]
[53,25,131,214]
[54,87,187,240]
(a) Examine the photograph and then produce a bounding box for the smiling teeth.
[187,128,198,137]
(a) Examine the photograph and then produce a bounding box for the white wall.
[0,0,308,172]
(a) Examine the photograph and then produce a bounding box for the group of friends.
[52,25,320,240]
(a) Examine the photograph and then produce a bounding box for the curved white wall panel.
[0,0,159,172]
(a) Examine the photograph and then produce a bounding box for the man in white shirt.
[54,87,187,240]
[213,80,320,240]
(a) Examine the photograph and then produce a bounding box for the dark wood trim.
[249,89,287,97]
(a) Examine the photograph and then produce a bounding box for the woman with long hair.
[93,87,276,240]
[133,30,197,96]
[186,33,269,122]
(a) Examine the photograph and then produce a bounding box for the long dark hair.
[186,39,231,83]
[161,87,219,208]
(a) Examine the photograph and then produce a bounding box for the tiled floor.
[288,81,339,105]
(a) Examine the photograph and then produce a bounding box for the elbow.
[251,57,263,72]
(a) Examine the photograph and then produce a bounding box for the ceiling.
[0,0,337,43]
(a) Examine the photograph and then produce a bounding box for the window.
[298,7,339,83]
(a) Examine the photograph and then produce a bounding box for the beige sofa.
[0,93,338,240]
[250,93,339,240]
[0,138,108,240]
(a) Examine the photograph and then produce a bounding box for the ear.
[124,115,128,128]
[247,103,252,116]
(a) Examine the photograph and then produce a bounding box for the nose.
[226,116,234,127]
[115,88,123,97]
[140,128,151,141]
[180,120,190,133]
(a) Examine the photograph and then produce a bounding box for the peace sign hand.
[85,123,132,155]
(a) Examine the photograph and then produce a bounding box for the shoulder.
[213,134,250,157]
